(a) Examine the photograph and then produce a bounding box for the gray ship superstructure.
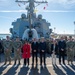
[10,0,52,40]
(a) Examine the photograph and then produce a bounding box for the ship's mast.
[15,0,48,30]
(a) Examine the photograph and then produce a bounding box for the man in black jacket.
[31,38,38,66]
[58,36,66,65]
[39,37,46,67]
[0,40,3,62]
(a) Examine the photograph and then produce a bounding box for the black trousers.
[0,50,1,62]
[40,52,46,65]
[59,51,65,64]
[32,52,38,64]
[24,58,29,65]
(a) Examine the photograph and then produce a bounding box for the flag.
[46,3,48,6]
[18,3,21,7]
[24,2,26,5]
[43,3,48,10]
[43,6,46,10]
[34,9,38,13]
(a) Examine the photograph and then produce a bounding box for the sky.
[0,0,75,34]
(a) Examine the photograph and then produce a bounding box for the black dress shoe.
[4,62,6,65]
[44,63,46,65]
[59,62,61,65]
[19,62,21,65]
[63,63,65,65]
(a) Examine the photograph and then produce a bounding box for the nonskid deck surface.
[0,54,75,75]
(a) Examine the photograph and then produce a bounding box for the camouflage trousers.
[14,51,21,61]
[67,53,74,62]
[4,51,11,63]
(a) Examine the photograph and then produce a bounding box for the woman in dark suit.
[51,39,58,65]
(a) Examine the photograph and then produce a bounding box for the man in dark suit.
[0,40,2,52]
[31,38,38,66]
[0,40,2,62]
[58,36,66,64]
[39,37,46,67]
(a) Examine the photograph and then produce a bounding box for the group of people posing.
[0,35,75,67]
